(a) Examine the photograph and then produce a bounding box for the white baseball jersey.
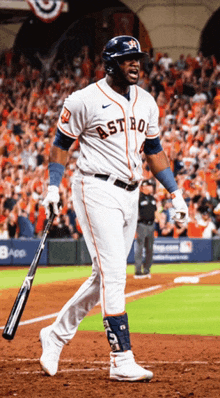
[57,77,159,183]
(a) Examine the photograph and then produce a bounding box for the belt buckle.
[127,182,137,191]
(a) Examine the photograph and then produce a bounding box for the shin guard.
[103,313,131,352]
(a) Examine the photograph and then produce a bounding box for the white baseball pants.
[51,171,139,345]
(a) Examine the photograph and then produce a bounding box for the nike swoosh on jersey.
[102,104,112,109]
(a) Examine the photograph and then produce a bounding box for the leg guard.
[103,313,131,352]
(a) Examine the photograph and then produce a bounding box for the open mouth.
[128,69,139,79]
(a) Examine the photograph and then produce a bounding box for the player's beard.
[115,63,140,86]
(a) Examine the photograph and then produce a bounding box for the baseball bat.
[2,208,55,340]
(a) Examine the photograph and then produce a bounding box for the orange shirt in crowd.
[162,140,172,158]
[81,57,93,79]
[173,225,186,238]
[187,221,204,238]
[173,77,183,95]
[1,108,10,121]
[173,139,181,154]
[213,88,220,109]
[35,205,46,235]
[29,198,37,224]
[198,170,218,198]
[94,65,105,81]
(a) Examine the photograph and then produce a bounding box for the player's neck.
[106,75,130,97]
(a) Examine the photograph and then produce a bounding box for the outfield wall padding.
[0,237,218,266]
[212,238,220,261]
[48,239,78,265]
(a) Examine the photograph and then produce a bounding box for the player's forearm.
[146,150,170,175]
[48,127,75,188]
[146,150,178,193]
[49,145,68,187]
[49,144,69,166]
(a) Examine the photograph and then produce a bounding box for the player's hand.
[42,185,60,218]
[171,189,188,224]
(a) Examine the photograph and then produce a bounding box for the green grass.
[0,262,219,290]
[1,263,219,336]
[128,262,220,275]
[0,266,92,290]
[78,285,220,336]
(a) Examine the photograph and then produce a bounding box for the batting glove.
[171,189,188,223]
[42,185,60,218]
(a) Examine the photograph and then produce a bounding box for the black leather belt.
[138,220,154,225]
[94,174,138,191]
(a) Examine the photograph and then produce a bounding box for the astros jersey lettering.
[58,77,159,183]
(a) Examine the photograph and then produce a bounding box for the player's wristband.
[155,167,178,193]
[49,162,65,187]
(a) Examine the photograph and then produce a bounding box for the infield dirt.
[1,272,220,398]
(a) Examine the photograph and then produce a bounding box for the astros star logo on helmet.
[128,39,137,49]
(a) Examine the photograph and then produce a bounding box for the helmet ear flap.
[103,59,117,75]
[105,63,114,75]
[102,51,118,75]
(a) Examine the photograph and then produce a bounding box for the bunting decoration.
[26,0,64,23]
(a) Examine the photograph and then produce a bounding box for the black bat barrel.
[2,284,31,340]
[2,209,55,340]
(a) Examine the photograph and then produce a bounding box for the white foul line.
[197,269,220,278]
[4,358,220,376]
[0,285,162,329]
[1,358,220,365]
[0,269,219,330]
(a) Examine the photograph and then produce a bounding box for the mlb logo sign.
[179,240,193,253]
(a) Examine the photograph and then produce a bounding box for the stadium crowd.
[0,45,220,240]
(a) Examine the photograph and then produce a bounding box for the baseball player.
[40,35,188,381]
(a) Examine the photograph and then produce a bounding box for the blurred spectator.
[48,214,73,239]
[66,200,77,232]
[158,53,173,71]
[0,219,9,239]
[175,54,187,71]
[16,208,35,238]
[7,212,17,238]
[81,45,93,81]
[93,54,105,82]
[197,208,220,238]
[187,206,204,238]
[192,84,208,104]
[173,220,188,238]
[158,199,175,237]
[173,151,185,177]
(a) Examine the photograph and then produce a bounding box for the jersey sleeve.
[143,136,163,155]
[57,93,86,138]
[145,96,160,139]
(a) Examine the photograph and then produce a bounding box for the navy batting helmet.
[102,35,146,74]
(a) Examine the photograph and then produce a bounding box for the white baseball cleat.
[40,326,63,376]
[110,350,153,382]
